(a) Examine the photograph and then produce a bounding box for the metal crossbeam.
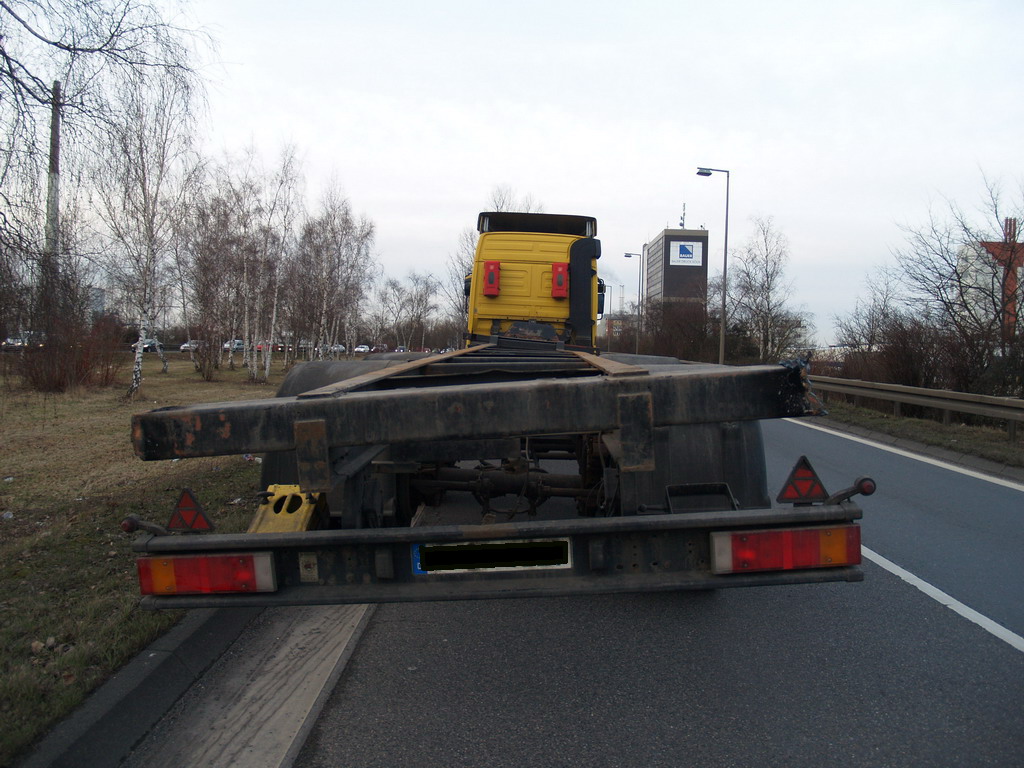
[132,363,808,461]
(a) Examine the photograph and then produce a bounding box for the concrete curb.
[280,605,376,768]
[18,607,262,768]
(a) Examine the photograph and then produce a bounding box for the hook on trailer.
[825,477,877,506]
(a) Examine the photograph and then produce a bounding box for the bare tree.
[895,195,1019,350]
[835,268,903,354]
[1,0,199,354]
[254,146,303,380]
[287,184,374,360]
[375,278,409,349]
[891,178,1024,392]
[440,185,544,331]
[93,66,199,397]
[438,226,477,322]
[1,1,195,208]
[179,186,238,380]
[373,272,438,350]
[730,216,813,362]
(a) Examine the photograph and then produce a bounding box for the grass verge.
[816,398,1024,469]
[0,356,285,767]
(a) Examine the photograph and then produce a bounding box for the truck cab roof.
[477,212,597,237]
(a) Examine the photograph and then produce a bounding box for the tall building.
[643,228,710,310]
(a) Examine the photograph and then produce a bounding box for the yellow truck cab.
[465,212,605,350]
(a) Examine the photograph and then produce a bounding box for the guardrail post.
[1010,421,1018,443]
[942,410,951,426]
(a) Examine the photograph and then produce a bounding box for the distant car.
[2,337,26,349]
[180,340,205,352]
[354,344,370,354]
[141,339,161,352]
[371,344,389,353]
[223,339,245,352]
[395,346,408,353]
[256,340,291,353]
[330,344,346,355]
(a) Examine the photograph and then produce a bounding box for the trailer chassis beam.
[132,363,810,462]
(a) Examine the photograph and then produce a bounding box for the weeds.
[817,399,1024,469]
[0,357,283,766]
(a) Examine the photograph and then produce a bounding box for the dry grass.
[0,355,286,767]
[818,398,1024,469]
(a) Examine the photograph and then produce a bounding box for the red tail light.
[711,525,860,574]
[137,552,276,595]
[551,262,568,298]
[483,261,501,296]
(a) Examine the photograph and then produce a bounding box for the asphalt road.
[762,419,1024,638]
[293,420,1024,767]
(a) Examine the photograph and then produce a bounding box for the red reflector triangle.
[167,488,215,531]
[776,456,829,504]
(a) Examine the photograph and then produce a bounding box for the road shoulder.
[806,415,1024,485]
[19,607,261,768]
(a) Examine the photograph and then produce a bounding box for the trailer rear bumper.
[138,567,862,608]
[133,503,863,609]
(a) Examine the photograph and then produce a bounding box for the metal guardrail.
[811,375,1024,442]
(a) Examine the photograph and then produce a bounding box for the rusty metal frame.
[132,361,809,461]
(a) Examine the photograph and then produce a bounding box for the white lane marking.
[783,418,1024,493]
[862,546,1024,654]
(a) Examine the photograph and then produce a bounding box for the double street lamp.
[697,167,730,365]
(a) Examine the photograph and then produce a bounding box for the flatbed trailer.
[127,344,872,608]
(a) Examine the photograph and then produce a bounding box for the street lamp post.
[697,167,730,365]
[623,248,645,354]
[606,284,613,352]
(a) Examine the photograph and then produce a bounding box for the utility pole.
[39,80,62,344]
[44,81,61,258]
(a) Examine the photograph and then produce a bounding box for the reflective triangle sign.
[167,488,214,531]
[776,456,829,504]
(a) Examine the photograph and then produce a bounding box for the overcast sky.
[185,0,1023,345]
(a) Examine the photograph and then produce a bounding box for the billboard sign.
[669,241,703,267]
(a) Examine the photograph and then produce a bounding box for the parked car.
[223,339,245,352]
[6,332,46,349]
[180,340,205,352]
[354,344,370,354]
[330,343,346,355]
[141,339,161,352]
[256,340,290,353]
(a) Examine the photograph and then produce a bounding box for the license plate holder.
[412,538,572,575]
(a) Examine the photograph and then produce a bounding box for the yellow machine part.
[248,484,321,533]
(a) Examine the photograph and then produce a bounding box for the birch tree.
[94,67,199,398]
[1,0,198,355]
[288,185,374,359]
